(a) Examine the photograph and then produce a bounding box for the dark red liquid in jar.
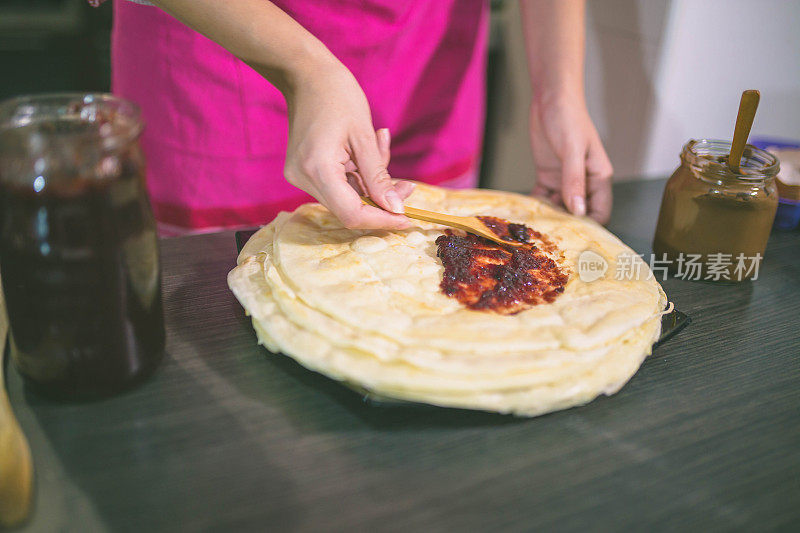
[0,118,164,397]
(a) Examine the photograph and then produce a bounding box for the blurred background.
[2,0,799,189]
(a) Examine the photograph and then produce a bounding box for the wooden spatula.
[728,89,760,173]
[361,196,524,247]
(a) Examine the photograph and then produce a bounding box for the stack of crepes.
[228,184,668,417]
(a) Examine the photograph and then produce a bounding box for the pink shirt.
[109,0,488,233]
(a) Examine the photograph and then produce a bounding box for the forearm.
[520,0,586,104]
[149,0,337,96]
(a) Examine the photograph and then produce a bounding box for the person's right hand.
[282,60,413,230]
[147,0,412,229]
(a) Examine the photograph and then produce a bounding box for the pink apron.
[111,0,488,233]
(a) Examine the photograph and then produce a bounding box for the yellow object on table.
[0,280,33,527]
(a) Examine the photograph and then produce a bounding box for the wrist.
[531,82,585,111]
[250,38,340,99]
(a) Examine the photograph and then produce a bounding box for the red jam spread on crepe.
[435,216,568,315]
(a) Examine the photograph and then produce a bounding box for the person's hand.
[282,61,413,230]
[143,0,412,229]
[529,94,613,224]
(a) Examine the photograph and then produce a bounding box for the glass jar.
[0,93,165,397]
[653,139,779,282]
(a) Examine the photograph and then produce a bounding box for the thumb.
[351,130,404,214]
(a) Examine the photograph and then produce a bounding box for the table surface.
[7,178,800,532]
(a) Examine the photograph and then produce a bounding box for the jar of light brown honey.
[653,139,779,282]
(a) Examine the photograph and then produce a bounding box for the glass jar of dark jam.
[0,93,164,397]
[653,139,779,282]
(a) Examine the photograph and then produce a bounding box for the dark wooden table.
[7,178,800,532]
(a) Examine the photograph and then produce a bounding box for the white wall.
[487,0,800,189]
[583,0,672,179]
[632,0,800,177]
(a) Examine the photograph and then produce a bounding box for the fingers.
[346,128,415,200]
[345,127,391,196]
[533,139,612,224]
[314,162,411,230]
[393,179,416,200]
[346,174,415,207]
[346,171,366,195]
[560,147,587,217]
[377,127,390,167]
[585,136,614,224]
[344,127,389,173]
[289,126,411,230]
[351,129,404,214]
[531,181,562,206]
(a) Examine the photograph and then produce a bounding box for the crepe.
[228,184,668,416]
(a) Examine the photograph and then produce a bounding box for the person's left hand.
[529,94,614,224]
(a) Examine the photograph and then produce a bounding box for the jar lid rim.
[0,92,143,151]
[682,138,780,178]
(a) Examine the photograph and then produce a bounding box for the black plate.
[656,308,691,347]
[235,229,690,406]
[235,228,258,256]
